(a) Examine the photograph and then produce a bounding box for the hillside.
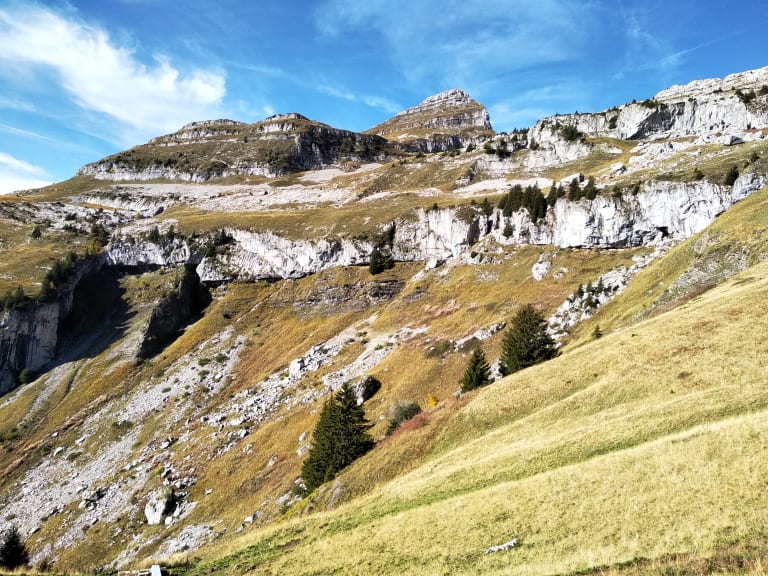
[0,65,767,575]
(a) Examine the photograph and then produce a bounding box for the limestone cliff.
[0,256,104,393]
[530,66,768,146]
[78,114,394,182]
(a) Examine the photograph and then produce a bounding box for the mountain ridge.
[0,64,767,574]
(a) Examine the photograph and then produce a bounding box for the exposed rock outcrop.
[367,89,494,151]
[78,114,394,182]
[98,171,766,286]
[145,488,176,526]
[137,266,211,359]
[530,66,768,144]
[0,256,104,394]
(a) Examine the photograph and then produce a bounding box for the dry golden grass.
[568,183,768,347]
[162,257,768,576]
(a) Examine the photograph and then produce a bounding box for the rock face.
[138,266,211,359]
[78,114,393,182]
[530,66,768,144]
[367,89,494,151]
[98,170,767,286]
[0,256,104,394]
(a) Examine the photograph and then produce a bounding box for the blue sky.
[1,0,767,193]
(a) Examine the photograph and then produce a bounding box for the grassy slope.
[160,183,768,575]
[168,256,768,576]
[568,183,768,346]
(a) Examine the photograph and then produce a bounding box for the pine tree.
[301,383,374,493]
[568,178,582,201]
[499,305,558,376]
[369,246,394,275]
[0,525,29,570]
[583,177,597,200]
[460,347,492,392]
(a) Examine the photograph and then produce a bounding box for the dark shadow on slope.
[55,267,134,365]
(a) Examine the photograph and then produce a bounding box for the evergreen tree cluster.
[369,223,397,275]
[572,277,613,312]
[547,184,567,206]
[459,305,559,392]
[204,228,235,257]
[498,184,548,222]
[460,347,491,392]
[0,525,29,570]
[567,177,598,201]
[368,247,395,275]
[39,251,79,302]
[301,383,374,493]
[557,123,584,142]
[1,286,28,311]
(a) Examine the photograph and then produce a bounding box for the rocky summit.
[366,88,494,150]
[1,66,768,575]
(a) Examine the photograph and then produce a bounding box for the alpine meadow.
[1,59,768,576]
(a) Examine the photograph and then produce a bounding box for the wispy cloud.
[489,81,589,130]
[0,122,51,141]
[314,81,401,114]
[0,151,51,194]
[316,0,587,90]
[0,5,227,145]
[612,7,734,78]
[0,96,37,113]
[226,56,402,116]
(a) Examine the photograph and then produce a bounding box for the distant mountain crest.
[366,88,493,151]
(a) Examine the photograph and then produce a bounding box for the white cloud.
[0,151,51,194]
[0,5,226,145]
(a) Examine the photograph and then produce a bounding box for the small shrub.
[17,368,32,385]
[558,124,583,142]
[724,165,739,186]
[386,402,423,436]
[30,225,42,239]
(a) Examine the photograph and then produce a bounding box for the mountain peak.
[409,88,474,110]
[366,88,493,148]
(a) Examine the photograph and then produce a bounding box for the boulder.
[145,488,176,526]
[354,376,381,405]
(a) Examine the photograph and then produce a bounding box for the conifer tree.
[460,347,492,392]
[0,525,29,570]
[568,178,582,201]
[583,177,598,200]
[499,305,558,376]
[301,382,374,493]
